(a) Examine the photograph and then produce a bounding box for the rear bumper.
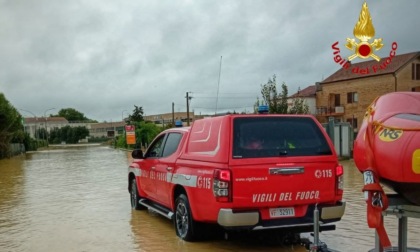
[217,201,346,229]
[320,201,346,221]
[217,209,260,227]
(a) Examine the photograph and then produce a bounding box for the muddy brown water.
[1,145,419,251]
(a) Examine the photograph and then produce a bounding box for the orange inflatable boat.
[353,92,420,248]
[354,92,420,205]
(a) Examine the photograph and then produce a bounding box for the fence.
[9,143,25,156]
[322,120,353,158]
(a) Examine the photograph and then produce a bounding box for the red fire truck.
[128,114,345,241]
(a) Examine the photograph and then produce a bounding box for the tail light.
[213,169,232,202]
[336,164,344,193]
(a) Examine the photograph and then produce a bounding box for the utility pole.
[172,102,175,127]
[186,92,190,126]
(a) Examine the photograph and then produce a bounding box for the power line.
[192,96,256,99]
[192,105,255,110]
[192,92,258,95]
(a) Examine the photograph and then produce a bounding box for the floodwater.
[0,145,419,252]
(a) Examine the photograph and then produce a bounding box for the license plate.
[363,171,375,200]
[269,207,295,218]
[363,171,374,185]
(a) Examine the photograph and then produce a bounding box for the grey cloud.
[1,0,420,120]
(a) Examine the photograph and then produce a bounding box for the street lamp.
[122,110,128,122]
[18,108,38,140]
[44,108,56,144]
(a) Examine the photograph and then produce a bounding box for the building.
[23,112,197,141]
[88,121,126,138]
[288,85,317,115]
[143,112,195,126]
[24,117,68,139]
[316,51,420,133]
[23,117,126,140]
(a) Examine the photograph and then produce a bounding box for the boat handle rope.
[362,99,392,249]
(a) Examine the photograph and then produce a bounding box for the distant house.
[143,112,196,126]
[288,85,317,115]
[316,51,420,133]
[88,121,126,138]
[24,117,127,140]
[24,117,68,139]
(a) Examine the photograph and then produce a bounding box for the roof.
[289,85,316,98]
[24,117,69,123]
[322,51,420,84]
[89,121,126,129]
[47,117,68,123]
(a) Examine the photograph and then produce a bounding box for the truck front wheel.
[174,194,197,241]
[130,178,145,210]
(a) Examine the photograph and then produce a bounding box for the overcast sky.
[1,0,420,122]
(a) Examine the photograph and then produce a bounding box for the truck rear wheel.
[130,178,145,210]
[174,194,197,241]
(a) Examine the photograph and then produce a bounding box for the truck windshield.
[232,117,332,158]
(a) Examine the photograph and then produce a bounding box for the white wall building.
[287,85,317,115]
[23,117,126,140]
[23,117,68,139]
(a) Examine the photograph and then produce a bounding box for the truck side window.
[161,133,182,157]
[146,135,165,158]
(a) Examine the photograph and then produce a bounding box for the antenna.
[215,56,222,115]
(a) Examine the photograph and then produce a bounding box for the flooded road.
[1,145,419,251]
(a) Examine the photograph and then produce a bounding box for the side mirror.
[132,149,144,159]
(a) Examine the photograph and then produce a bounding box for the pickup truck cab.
[128,114,345,241]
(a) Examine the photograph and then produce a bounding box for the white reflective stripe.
[166,172,172,182]
[128,167,141,176]
[191,121,213,142]
[191,122,222,156]
[171,174,197,187]
[129,168,197,187]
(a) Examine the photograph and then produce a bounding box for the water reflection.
[321,160,420,250]
[130,209,307,252]
[0,147,419,251]
[0,155,26,251]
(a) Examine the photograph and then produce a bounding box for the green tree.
[22,132,40,151]
[253,97,262,114]
[54,108,88,122]
[48,125,89,144]
[115,121,162,149]
[115,135,127,149]
[137,121,162,148]
[260,75,288,114]
[279,82,288,114]
[49,127,59,144]
[289,87,310,114]
[36,128,48,140]
[260,75,277,113]
[74,126,89,143]
[0,93,24,158]
[128,105,144,122]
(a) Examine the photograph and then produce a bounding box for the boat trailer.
[301,205,340,252]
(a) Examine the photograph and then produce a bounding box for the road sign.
[125,125,136,145]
